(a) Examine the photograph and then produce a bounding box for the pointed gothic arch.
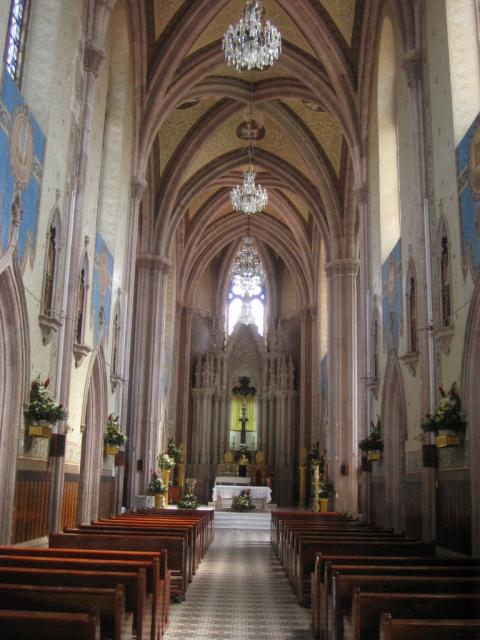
[381,352,407,532]
[462,275,480,555]
[0,251,30,542]
[77,347,108,524]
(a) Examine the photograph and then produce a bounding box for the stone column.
[127,254,171,503]
[48,42,105,533]
[402,47,436,541]
[326,258,359,515]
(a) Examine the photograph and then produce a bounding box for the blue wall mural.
[91,233,113,344]
[0,72,45,266]
[382,239,403,352]
[457,112,480,278]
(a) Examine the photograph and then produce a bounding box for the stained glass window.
[5,0,30,82]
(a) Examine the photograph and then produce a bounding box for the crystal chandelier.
[231,166,268,215]
[223,0,282,72]
[231,236,265,293]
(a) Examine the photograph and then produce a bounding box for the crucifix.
[239,406,248,444]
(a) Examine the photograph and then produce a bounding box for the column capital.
[402,48,422,86]
[325,258,359,278]
[137,253,171,273]
[132,178,147,202]
[83,42,105,76]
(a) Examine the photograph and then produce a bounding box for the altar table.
[212,485,272,510]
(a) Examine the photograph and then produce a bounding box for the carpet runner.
[163,526,313,639]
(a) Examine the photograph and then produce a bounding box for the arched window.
[408,275,417,353]
[75,256,88,345]
[377,16,401,262]
[440,234,451,327]
[227,282,265,336]
[112,308,120,375]
[42,218,58,317]
[4,0,31,83]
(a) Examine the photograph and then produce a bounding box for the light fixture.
[222,0,282,72]
[231,235,265,294]
[230,165,268,215]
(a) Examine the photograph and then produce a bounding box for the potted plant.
[158,452,175,506]
[147,473,167,509]
[231,490,255,512]
[104,414,127,455]
[359,418,384,461]
[178,493,198,510]
[318,479,334,512]
[167,439,180,462]
[25,377,68,438]
[434,383,466,448]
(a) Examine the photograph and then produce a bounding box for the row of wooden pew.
[271,510,480,639]
[0,507,214,640]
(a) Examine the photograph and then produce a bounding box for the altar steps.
[214,510,272,530]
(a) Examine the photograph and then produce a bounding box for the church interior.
[0,0,480,637]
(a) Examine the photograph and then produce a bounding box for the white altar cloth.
[215,476,251,486]
[212,485,272,503]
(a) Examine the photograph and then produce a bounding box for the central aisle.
[163,521,313,639]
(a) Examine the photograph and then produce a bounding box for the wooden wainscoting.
[98,475,115,518]
[436,468,471,555]
[405,474,422,539]
[61,474,79,529]
[12,470,50,543]
[369,477,386,528]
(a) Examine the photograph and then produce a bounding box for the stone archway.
[381,352,407,532]
[77,347,108,524]
[0,254,29,543]
[462,276,480,555]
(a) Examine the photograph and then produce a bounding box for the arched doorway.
[77,347,108,524]
[381,353,407,532]
[0,254,29,543]
[462,276,480,555]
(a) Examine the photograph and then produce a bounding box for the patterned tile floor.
[163,528,313,640]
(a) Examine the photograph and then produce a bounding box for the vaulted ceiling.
[131,0,389,308]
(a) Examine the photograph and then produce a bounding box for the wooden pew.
[0,608,101,640]
[0,553,160,639]
[271,511,346,553]
[330,574,480,640]
[0,546,170,635]
[311,554,480,637]
[0,583,131,640]
[352,590,480,640]
[83,520,197,578]
[50,530,187,602]
[296,538,434,605]
[379,612,480,640]
[0,566,149,640]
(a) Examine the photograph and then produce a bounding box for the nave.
[164,518,312,640]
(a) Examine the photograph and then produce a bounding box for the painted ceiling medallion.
[236,119,266,141]
[223,0,282,72]
[176,98,201,110]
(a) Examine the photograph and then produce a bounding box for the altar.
[212,485,272,511]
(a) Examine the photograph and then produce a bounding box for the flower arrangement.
[167,440,180,461]
[146,473,167,495]
[104,414,127,447]
[231,490,255,512]
[422,383,466,433]
[178,493,198,509]
[318,480,334,499]
[233,445,253,463]
[25,377,68,424]
[158,452,175,471]
[359,418,384,452]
